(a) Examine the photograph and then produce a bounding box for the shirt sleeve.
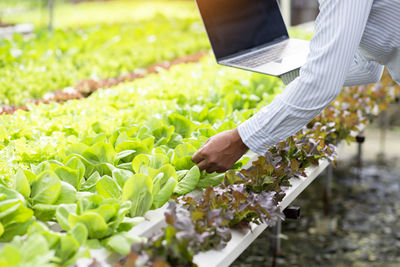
[343,51,384,86]
[238,0,375,155]
[282,50,384,86]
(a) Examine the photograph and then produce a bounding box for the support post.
[378,110,389,162]
[323,164,333,215]
[48,0,54,32]
[271,220,282,267]
[356,134,366,167]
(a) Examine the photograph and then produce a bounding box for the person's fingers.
[205,162,221,173]
[206,166,219,173]
[197,159,209,171]
[192,149,205,164]
[210,163,229,173]
[215,167,228,173]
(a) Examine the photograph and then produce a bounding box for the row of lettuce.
[1,1,200,29]
[0,13,208,106]
[0,56,283,266]
[0,56,279,177]
[115,73,400,267]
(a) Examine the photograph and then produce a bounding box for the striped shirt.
[238,0,400,155]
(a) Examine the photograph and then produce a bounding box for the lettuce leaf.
[173,165,200,195]
[122,174,153,217]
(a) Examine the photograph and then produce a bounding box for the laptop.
[195,0,310,77]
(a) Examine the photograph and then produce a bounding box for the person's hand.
[192,128,248,173]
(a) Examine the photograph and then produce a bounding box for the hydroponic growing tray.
[193,160,330,267]
[0,23,33,38]
[76,159,331,266]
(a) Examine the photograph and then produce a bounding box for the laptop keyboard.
[229,42,293,68]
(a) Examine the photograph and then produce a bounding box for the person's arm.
[238,0,375,155]
[282,50,384,86]
[343,51,384,86]
[192,0,375,172]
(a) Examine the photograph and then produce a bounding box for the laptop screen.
[196,0,288,60]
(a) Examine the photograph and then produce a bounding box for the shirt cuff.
[238,116,269,156]
[237,94,318,156]
[237,98,284,156]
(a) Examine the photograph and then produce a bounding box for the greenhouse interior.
[0,0,399,266]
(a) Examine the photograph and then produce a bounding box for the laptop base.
[220,39,309,77]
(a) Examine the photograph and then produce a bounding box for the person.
[192,0,400,173]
